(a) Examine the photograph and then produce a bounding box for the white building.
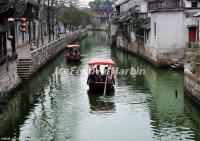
[110,0,200,66]
[143,0,200,65]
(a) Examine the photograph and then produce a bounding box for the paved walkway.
[0,30,83,93]
[0,34,67,79]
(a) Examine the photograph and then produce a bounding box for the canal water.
[0,31,200,141]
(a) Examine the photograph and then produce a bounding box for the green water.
[0,31,200,141]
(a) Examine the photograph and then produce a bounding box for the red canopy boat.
[87,59,115,91]
[66,44,80,62]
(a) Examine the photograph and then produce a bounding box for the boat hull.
[66,58,80,62]
[88,82,114,92]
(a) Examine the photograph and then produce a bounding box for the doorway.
[189,27,197,43]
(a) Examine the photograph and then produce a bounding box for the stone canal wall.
[0,30,87,95]
[30,31,84,76]
[0,62,21,96]
[116,36,185,67]
[184,70,200,102]
[184,48,200,103]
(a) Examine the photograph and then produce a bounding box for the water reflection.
[0,52,63,139]
[111,48,197,140]
[1,31,200,141]
[87,90,115,114]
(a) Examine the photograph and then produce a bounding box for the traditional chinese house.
[0,0,38,64]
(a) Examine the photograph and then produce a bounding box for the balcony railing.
[138,13,148,19]
[148,0,185,12]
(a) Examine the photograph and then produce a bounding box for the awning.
[67,45,80,48]
[88,59,115,66]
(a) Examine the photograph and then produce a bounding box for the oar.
[103,74,108,97]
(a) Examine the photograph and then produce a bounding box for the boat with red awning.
[66,44,80,62]
[87,59,115,91]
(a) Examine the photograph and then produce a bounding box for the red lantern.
[20,18,26,22]
[7,18,15,25]
[19,18,27,32]
[20,27,27,32]
[7,35,14,41]
[20,23,26,27]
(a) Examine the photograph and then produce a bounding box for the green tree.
[59,6,91,32]
[89,0,111,8]
[130,5,149,36]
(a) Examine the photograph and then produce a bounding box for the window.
[154,22,156,37]
[191,2,198,8]
[147,30,149,41]
[145,29,150,44]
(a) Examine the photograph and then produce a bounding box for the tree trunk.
[47,0,51,42]
[57,8,60,38]
[37,10,41,48]
[51,0,55,41]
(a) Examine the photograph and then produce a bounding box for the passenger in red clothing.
[66,52,70,60]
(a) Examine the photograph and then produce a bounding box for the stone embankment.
[184,48,200,103]
[0,30,87,96]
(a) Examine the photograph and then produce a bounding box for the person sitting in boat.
[102,66,108,82]
[87,65,96,84]
[73,50,79,59]
[107,69,115,84]
[66,51,70,60]
[107,73,113,82]
[70,49,73,57]
[89,68,95,83]
[107,66,112,75]
[96,65,102,82]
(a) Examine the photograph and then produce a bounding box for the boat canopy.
[88,59,115,66]
[67,44,80,48]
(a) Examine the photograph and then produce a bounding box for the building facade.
[110,0,200,66]
[89,7,111,30]
[0,0,39,65]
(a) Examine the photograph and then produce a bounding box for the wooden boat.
[87,59,115,91]
[66,44,80,62]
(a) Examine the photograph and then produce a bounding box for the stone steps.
[170,60,184,70]
[17,59,32,80]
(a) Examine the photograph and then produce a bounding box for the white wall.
[120,2,129,14]
[140,2,147,13]
[185,0,200,8]
[149,11,186,49]
[130,31,136,41]
[113,0,126,7]
[110,24,118,36]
